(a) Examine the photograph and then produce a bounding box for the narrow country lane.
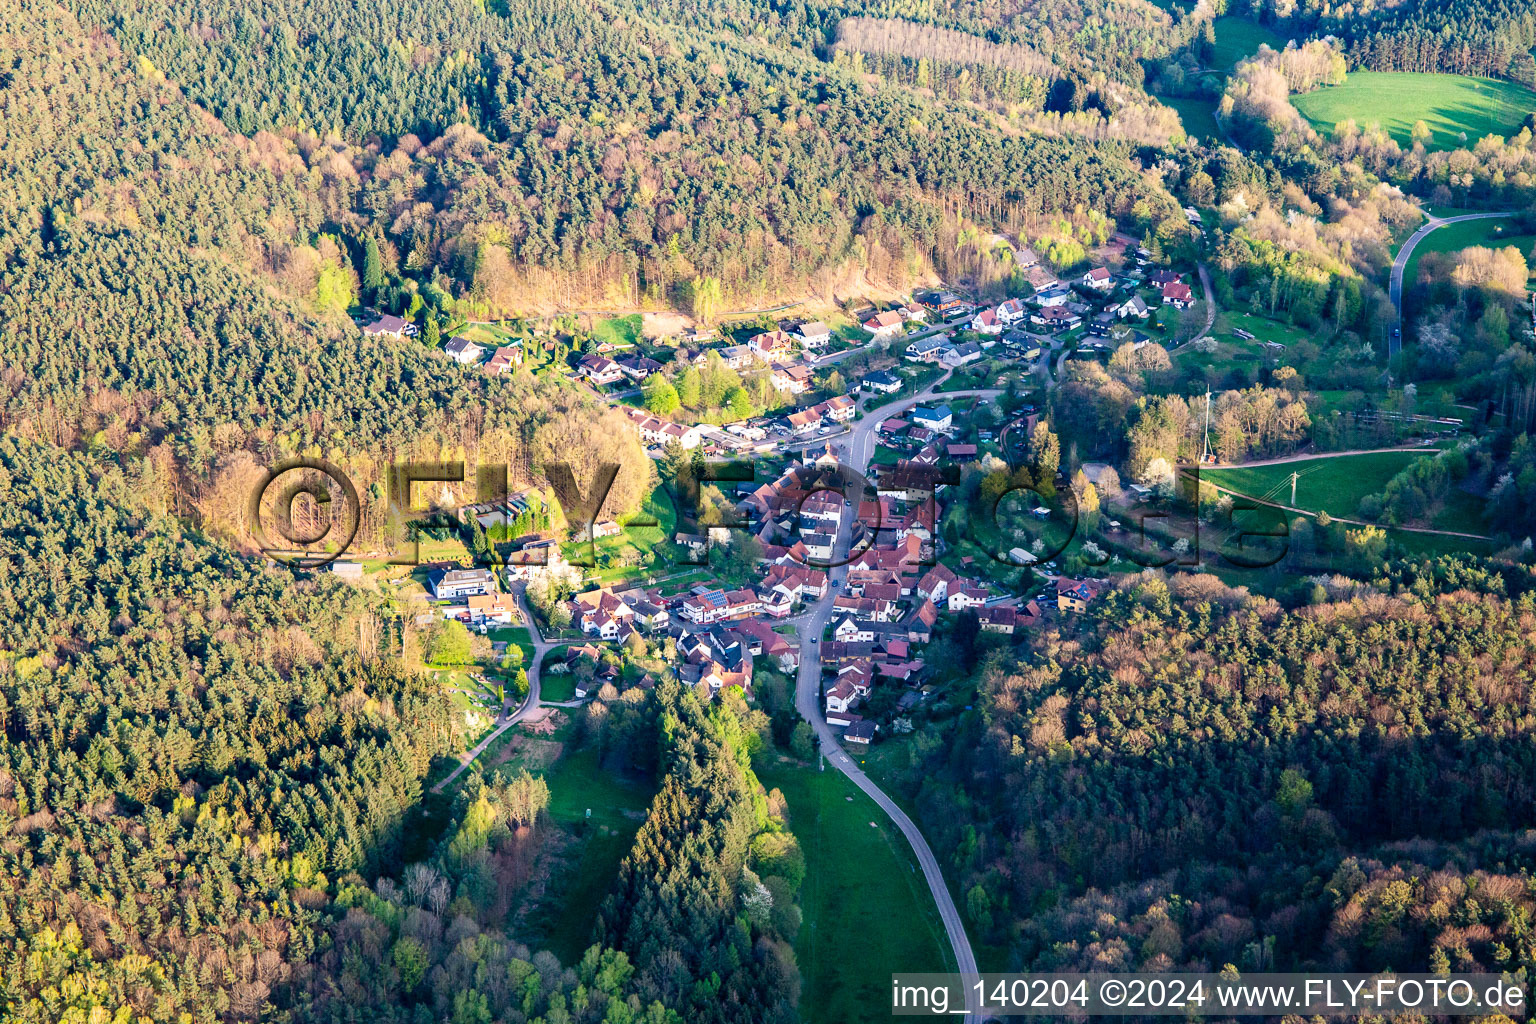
[1389,211,1515,362]
[431,583,553,794]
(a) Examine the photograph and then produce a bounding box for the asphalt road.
[794,372,1003,1019]
[1389,211,1514,363]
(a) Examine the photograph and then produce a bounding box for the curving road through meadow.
[1389,211,1515,363]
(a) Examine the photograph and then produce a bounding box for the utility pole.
[1290,471,1298,507]
[1200,388,1214,464]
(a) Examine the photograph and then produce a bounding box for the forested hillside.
[50,0,1171,310]
[0,437,456,1020]
[0,0,579,461]
[880,563,1536,975]
[0,435,797,1021]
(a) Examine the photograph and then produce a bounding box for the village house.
[718,344,755,369]
[945,442,978,462]
[876,462,942,503]
[574,590,635,639]
[677,627,752,695]
[908,404,953,432]
[1056,577,1106,613]
[577,354,625,384]
[843,719,877,745]
[444,337,485,365]
[1031,305,1081,331]
[1150,269,1182,287]
[924,291,969,317]
[948,583,989,612]
[941,342,983,368]
[617,355,662,380]
[1162,281,1194,308]
[1082,267,1113,291]
[897,303,928,323]
[995,298,1028,324]
[969,307,1002,335]
[770,363,813,394]
[1116,295,1151,320]
[329,561,365,582]
[812,394,857,423]
[749,330,795,363]
[978,606,1017,634]
[466,592,517,625]
[905,337,950,363]
[861,370,903,394]
[786,407,823,435]
[915,564,959,606]
[736,618,800,671]
[430,567,497,601]
[622,407,704,449]
[363,314,417,339]
[680,586,761,624]
[862,310,905,338]
[485,345,523,374]
[794,321,833,349]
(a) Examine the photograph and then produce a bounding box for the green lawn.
[1202,451,1429,518]
[593,313,643,350]
[1294,72,1536,150]
[539,649,577,702]
[1403,218,1536,295]
[487,625,533,651]
[451,322,524,349]
[519,733,657,963]
[562,482,680,583]
[755,756,954,1024]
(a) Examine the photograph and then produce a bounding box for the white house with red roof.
[969,307,1002,335]
[862,310,905,338]
[1082,267,1113,291]
[1162,281,1194,307]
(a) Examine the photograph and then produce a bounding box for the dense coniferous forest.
[0,437,455,1020]
[1299,0,1536,81]
[878,564,1536,976]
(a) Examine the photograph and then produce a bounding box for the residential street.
[792,372,1002,1019]
[431,584,553,793]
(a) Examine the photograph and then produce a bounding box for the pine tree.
[362,235,384,298]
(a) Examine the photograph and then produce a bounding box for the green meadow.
[1294,72,1536,150]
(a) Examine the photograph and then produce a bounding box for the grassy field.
[755,756,954,1024]
[519,731,657,963]
[1163,95,1222,142]
[450,322,523,349]
[1209,16,1285,69]
[1202,451,1430,518]
[592,313,643,350]
[538,649,577,701]
[1403,218,1536,294]
[1294,72,1536,150]
[563,482,679,585]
